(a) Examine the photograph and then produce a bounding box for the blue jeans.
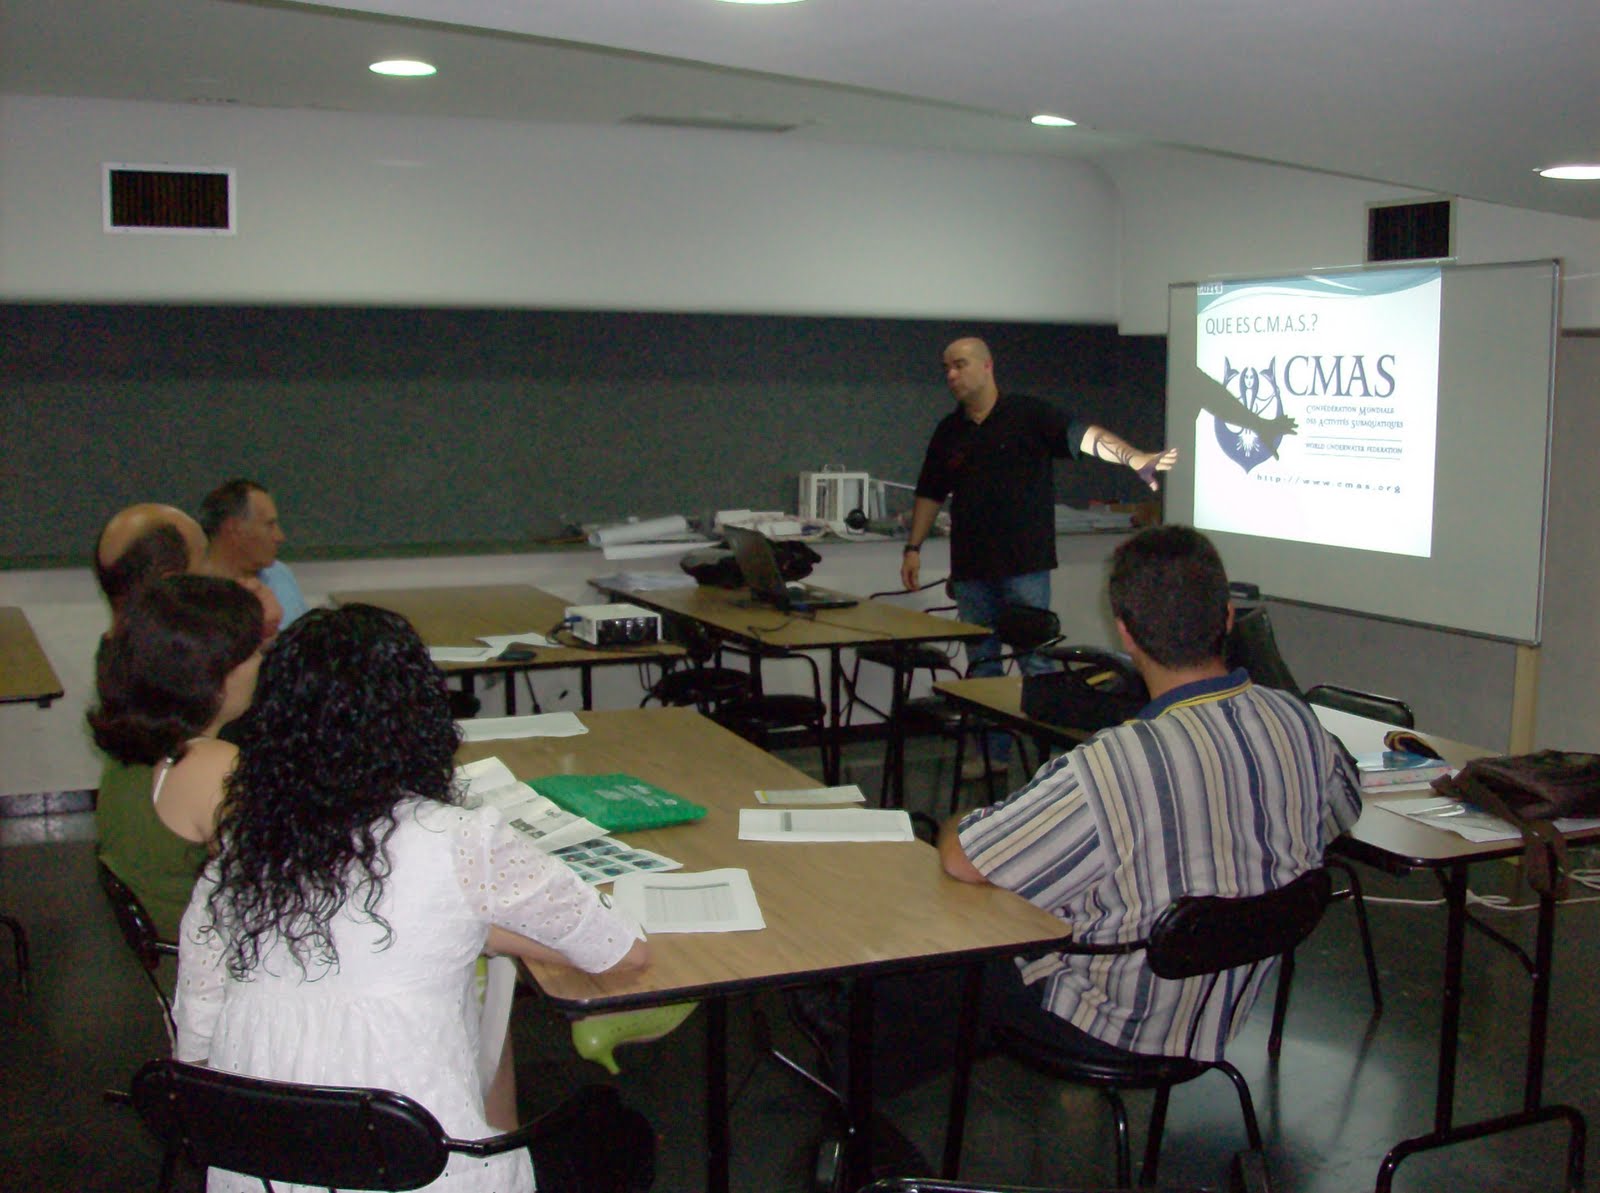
[951,571,1057,764]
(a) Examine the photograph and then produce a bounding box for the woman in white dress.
[174,604,650,1193]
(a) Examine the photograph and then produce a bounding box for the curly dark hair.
[1108,524,1231,668]
[206,604,462,980]
[88,575,264,765]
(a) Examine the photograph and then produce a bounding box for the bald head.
[94,504,208,612]
[942,337,998,413]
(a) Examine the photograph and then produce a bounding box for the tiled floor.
[2,739,1595,1192]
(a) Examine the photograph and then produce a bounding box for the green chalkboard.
[1,304,1165,566]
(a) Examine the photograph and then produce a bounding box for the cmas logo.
[1213,357,1296,474]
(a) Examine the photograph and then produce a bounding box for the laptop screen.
[723,526,789,601]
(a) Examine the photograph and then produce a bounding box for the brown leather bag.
[1431,751,1600,897]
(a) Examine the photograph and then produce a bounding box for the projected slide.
[1191,268,1441,557]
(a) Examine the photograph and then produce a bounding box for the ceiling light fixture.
[714,0,807,5]
[370,59,437,77]
[1030,114,1077,128]
[1538,164,1600,181]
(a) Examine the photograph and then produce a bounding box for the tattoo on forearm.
[1087,429,1133,467]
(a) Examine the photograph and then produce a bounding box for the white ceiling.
[2,0,1597,220]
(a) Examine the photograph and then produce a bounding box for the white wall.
[1104,145,1600,752]
[0,94,1119,320]
[1104,147,1600,335]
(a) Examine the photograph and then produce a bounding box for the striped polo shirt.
[958,668,1362,1060]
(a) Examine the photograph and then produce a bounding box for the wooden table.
[933,678,1592,1192]
[591,581,990,784]
[332,585,680,712]
[0,607,63,707]
[458,707,1068,1192]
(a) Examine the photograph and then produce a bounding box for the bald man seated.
[93,501,282,637]
[93,503,207,618]
[90,501,280,950]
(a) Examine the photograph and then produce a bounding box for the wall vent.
[622,114,799,134]
[104,164,235,234]
[1366,197,1453,263]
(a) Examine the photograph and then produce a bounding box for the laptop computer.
[723,526,859,613]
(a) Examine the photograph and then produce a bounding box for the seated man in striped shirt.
[940,523,1362,1062]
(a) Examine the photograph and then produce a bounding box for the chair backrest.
[993,604,1062,653]
[130,1059,451,1191]
[96,862,176,974]
[1145,868,1333,981]
[1304,683,1415,729]
[1224,604,1303,697]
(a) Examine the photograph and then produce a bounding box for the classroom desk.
[589,581,989,784]
[935,676,1592,1192]
[456,706,1068,1193]
[0,607,63,707]
[331,585,680,713]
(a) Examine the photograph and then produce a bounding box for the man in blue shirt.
[199,479,309,629]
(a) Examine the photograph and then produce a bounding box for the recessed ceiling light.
[1030,114,1077,128]
[1538,163,1600,181]
[370,59,437,78]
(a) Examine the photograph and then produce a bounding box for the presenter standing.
[901,337,1176,777]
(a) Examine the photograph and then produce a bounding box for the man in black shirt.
[901,337,1176,774]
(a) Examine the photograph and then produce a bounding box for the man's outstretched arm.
[1079,425,1179,491]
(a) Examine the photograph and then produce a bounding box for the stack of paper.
[738,808,914,842]
[753,785,867,806]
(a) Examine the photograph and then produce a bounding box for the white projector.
[566,602,662,647]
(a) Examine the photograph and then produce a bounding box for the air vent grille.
[622,114,799,134]
[104,164,235,234]
[1366,198,1453,263]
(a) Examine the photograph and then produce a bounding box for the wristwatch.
[902,543,921,555]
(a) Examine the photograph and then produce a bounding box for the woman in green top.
[89,575,264,940]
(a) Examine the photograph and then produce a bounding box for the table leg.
[705,997,729,1193]
[504,673,518,717]
[826,647,843,786]
[1372,863,1588,1193]
[941,961,985,1178]
[1434,864,1468,1133]
[840,977,876,1188]
[581,666,594,711]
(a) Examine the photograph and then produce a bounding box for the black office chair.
[117,1058,654,1193]
[97,861,179,1044]
[712,647,830,778]
[1223,599,1386,1026]
[0,910,28,995]
[840,592,964,728]
[988,869,1333,1189]
[640,617,750,715]
[945,603,1062,802]
[1304,684,1415,728]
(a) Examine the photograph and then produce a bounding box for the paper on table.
[478,632,555,652]
[754,785,867,806]
[738,808,914,842]
[457,712,589,742]
[430,646,499,664]
[550,837,682,886]
[1384,794,1600,843]
[610,868,765,933]
[588,515,692,547]
[602,540,710,561]
[455,758,608,850]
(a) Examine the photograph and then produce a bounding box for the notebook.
[723,525,858,612]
